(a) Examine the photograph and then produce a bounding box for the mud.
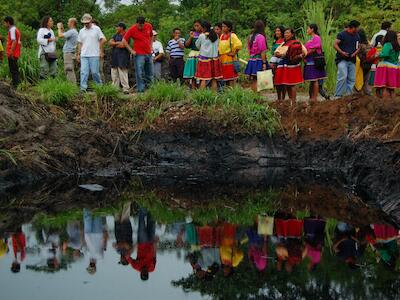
[1,82,400,223]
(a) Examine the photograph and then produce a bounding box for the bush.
[140,81,187,104]
[219,86,259,106]
[92,83,121,101]
[36,78,79,105]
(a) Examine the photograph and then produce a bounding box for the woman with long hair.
[37,16,57,79]
[183,20,203,88]
[218,20,242,86]
[373,30,400,98]
[195,21,222,90]
[244,20,268,92]
[274,28,307,102]
[270,26,286,100]
[303,24,327,102]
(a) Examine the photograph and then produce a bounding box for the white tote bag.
[257,70,274,92]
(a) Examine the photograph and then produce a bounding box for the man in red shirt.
[123,16,154,92]
[3,16,21,87]
[125,208,156,280]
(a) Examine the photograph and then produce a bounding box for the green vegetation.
[36,77,80,105]
[139,81,187,104]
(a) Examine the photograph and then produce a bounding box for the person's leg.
[334,60,348,97]
[49,60,57,78]
[375,87,383,98]
[80,57,90,91]
[310,81,319,102]
[363,70,371,95]
[177,58,185,84]
[346,61,356,96]
[251,78,257,92]
[111,68,120,88]
[135,55,145,92]
[83,208,92,234]
[318,80,329,100]
[199,80,207,89]
[169,59,176,82]
[210,79,218,91]
[90,57,102,85]
[138,208,149,243]
[64,52,77,84]
[144,54,154,88]
[146,212,156,242]
[8,58,20,87]
[154,62,161,80]
[119,68,130,92]
[99,57,105,83]
[39,55,49,79]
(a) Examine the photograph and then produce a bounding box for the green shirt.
[379,43,400,64]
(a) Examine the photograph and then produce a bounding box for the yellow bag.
[257,215,274,236]
[355,56,364,92]
[257,70,274,92]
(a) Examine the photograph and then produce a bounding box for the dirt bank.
[1,82,400,223]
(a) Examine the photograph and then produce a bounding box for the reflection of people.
[246,227,267,272]
[63,220,84,261]
[83,209,108,274]
[333,222,359,268]
[126,208,156,281]
[11,227,26,273]
[113,202,133,265]
[304,218,326,271]
[219,223,244,277]
[368,224,400,269]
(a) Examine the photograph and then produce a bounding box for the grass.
[35,78,80,105]
[0,149,17,166]
[139,81,187,104]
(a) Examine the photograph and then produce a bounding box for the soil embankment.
[1,82,400,222]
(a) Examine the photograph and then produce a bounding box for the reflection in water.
[1,198,400,300]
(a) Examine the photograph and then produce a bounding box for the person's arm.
[261,50,267,70]
[9,28,17,57]
[334,37,349,57]
[76,42,81,62]
[195,34,202,49]
[109,38,117,47]
[57,23,65,38]
[185,32,194,47]
[178,38,185,49]
[37,29,51,46]
[333,238,345,253]
[122,38,135,55]
[379,43,391,58]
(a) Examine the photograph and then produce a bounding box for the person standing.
[123,16,154,93]
[195,21,222,90]
[166,28,185,83]
[373,30,400,98]
[303,24,327,102]
[274,28,307,102]
[109,22,130,93]
[183,20,203,88]
[370,21,391,47]
[76,14,106,92]
[92,20,106,83]
[244,20,268,92]
[152,31,164,80]
[219,21,242,86]
[270,26,286,100]
[57,18,78,84]
[37,16,57,79]
[333,20,361,98]
[3,16,21,87]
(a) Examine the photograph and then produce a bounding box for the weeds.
[0,149,17,166]
[36,78,79,105]
[143,107,162,127]
[92,83,121,118]
[140,81,187,104]
[191,89,218,106]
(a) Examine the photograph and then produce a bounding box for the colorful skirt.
[220,54,238,81]
[183,50,199,79]
[274,59,304,86]
[374,61,400,89]
[244,54,268,76]
[303,60,327,81]
[195,56,222,81]
[275,219,304,238]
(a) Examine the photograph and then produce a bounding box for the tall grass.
[140,81,187,104]
[0,48,40,84]
[36,78,80,105]
[302,0,337,93]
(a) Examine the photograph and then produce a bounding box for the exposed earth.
[1,81,400,223]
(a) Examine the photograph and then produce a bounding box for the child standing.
[195,21,222,90]
[166,28,185,83]
[183,20,203,88]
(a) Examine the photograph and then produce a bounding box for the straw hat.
[81,14,93,24]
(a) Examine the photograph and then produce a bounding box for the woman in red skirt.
[274,28,307,101]
[195,21,222,90]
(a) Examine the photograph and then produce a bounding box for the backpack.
[286,40,303,65]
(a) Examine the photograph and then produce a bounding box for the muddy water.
[0,177,399,300]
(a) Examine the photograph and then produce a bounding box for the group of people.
[3,204,400,280]
[2,14,400,99]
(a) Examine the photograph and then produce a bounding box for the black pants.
[8,57,20,87]
[169,57,184,82]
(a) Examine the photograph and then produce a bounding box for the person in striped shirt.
[166,28,185,82]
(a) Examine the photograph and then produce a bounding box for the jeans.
[137,208,155,243]
[8,57,20,87]
[80,56,102,91]
[334,60,356,97]
[134,54,153,92]
[153,62,162,80]
[83,209,104,234]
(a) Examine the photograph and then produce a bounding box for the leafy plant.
[143,107,162,127]
[36,78,79,105]
[191,89,219,106]
[92,83,121,118]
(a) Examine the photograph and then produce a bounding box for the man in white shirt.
[76,14,106,92]
[370,21,391,47]
[152,31,164,79]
